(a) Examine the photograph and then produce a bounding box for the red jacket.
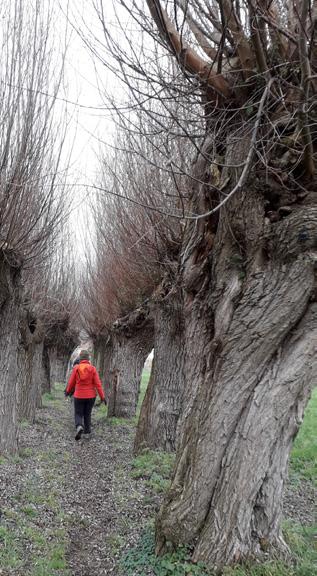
[66,360,105,400]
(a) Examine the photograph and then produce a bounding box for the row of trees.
[82,120,187,445]
[82,0,317,570]
[0,1,78,454]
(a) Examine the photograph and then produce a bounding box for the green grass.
[107,533,125,554]
[0,525,22,570]
[289,388,317,486]
[131,449,175,493]
[120,524,317,576]
[21,505,38,518]
[136,366,151,419]
[19,447,33,459]
[79,364,152,429]
[123,391,317,576]
[95,401,108,421]
[0,506,69,576]
[0,436,70,576]
[53,382,66,393]
[42,382,69,411]
[107,416,135,426]
[120,526,215,575]
[102,366,152,427]
[19,419,32,429]
[282,522,317,576]
[31,537,69,575]
[42,391,55,402]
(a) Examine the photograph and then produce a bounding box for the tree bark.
[134,289,185,453]
[156,135,317,566]
[48,346,68,386]
[0,251,22,454]
[93,334,112,395]
[93,337,102,371]
[17,340,45,421]
[44,321,78,389]
[107,308,154,418]
[41,343,51,394]
[17,311,45,422]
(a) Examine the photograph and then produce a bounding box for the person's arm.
[93,369,105,402]
[65,367,77,396]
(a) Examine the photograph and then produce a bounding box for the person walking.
[65,349,106,440]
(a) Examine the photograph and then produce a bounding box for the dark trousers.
[74,398,95,433]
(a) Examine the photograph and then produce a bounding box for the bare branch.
[145,0,232,96]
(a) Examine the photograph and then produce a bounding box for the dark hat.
[79,349,90,361]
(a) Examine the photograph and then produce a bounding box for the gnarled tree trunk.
[18,340,44,421]
[156,136,317,566]
[33,341,45,408]
[0,251,22,454]
[108,308,154,418]
[134,288,185,453]
[17,311,45,422]
[93,333,112,395]
[93,336,102,371]
[48,346,67,385]
[41,343,51,394]
[44,320,78,389]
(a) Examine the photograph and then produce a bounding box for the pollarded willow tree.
[17,294,46,423]
[98,126,187,434]
[0,0,69,453]
[90,0,317,567]
[81,124,185,419]
[80,4,198,441]
[42,241,79,390]
[81,155,156,418]
[17,224,77,421]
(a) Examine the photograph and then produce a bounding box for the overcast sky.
[59,4,110,184]
[55,1,121,249]
[52,0,154,259]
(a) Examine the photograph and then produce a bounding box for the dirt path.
[0,386,156,576]
[0,385,315,576]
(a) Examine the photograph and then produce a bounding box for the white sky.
[51,0,158,259]
[55,1,121,251]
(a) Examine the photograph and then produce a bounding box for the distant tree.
[42,238,79,390]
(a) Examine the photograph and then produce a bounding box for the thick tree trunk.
[99,337,113,400]
[48,347,67,386]
[156,136,317,566]
[134,291,185,453]
[0,253,22,454]
[17,311,45,422]
[93,334,112,394]
[93,338,102,371]
[44,323,78,389]
[41,344,51,394]
[65,347,78,384]
[108,309,154,418]
[34,342,44,408]
[18,340,44,422]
